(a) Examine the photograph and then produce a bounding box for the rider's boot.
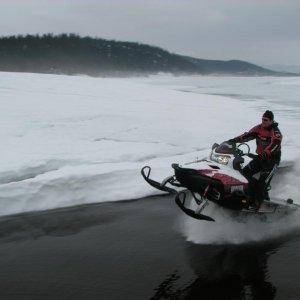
[249,198,261,211]
[262,189,270,201]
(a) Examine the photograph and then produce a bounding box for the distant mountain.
[184,57,288,76]
[0,34,296,76]
[264,64,300,74]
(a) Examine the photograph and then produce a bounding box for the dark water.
[0,196,299,299]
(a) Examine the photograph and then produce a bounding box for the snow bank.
[0,72,299,217]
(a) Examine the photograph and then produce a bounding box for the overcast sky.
[1,0,300,65]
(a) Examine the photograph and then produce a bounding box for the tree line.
[0,34,199,76]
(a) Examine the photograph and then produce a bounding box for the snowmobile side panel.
[172,164,225,202]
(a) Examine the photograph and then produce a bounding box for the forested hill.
[0,34,292,76]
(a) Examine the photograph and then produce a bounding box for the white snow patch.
[0,72,299,226]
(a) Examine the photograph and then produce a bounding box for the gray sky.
[1,0,300,65]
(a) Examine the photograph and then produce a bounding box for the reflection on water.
[185,242,278,299]
[152,241,283,299]
[0,202,119,243]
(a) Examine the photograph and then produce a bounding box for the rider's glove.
[259,150,270,160]
[227,138,236,144]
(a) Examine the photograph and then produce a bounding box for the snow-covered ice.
[0,72,299,217]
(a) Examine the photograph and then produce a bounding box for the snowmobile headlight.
[211,153,230,165]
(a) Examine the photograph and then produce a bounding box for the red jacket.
[233,122,282,161]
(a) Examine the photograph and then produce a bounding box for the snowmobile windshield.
[215,142,235,155]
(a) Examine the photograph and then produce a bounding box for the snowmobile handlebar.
[246,153,258,159]
[233,142,257,159]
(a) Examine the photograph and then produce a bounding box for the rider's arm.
[264,127,282,156]
[230,125,258,143]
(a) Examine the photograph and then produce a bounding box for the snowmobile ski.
[141,166,178,194]
[175,192,215,221]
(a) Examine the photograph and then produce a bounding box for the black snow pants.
[242,157,278,203]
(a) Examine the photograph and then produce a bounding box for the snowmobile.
[141,141,298,222]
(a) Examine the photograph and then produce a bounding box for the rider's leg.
[258,164,278,201]
[242,158,264,207]
[242,158,261,177]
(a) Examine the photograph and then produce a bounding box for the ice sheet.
[0,72,299,217]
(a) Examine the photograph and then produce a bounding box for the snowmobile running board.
[141,166,215,222]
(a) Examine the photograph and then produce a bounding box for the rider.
[228,110,282,208]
